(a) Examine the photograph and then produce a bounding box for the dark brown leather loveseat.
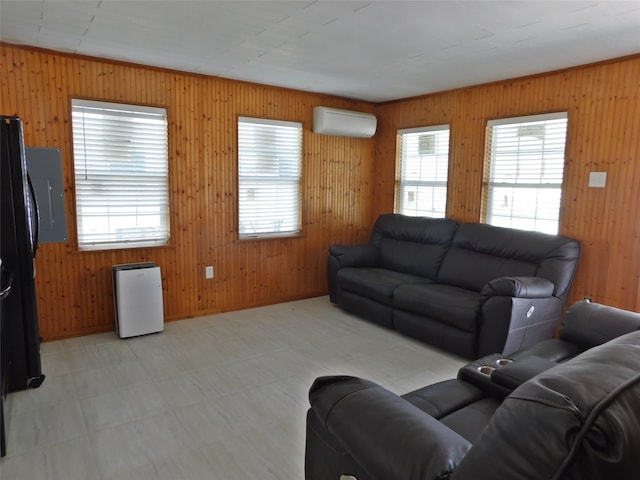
[329,214,581,358]
[305,301,640,479]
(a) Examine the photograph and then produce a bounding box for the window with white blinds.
[238,117,302,239]
[71,99,169,250]
[484,112,568,234]
[395,125,450,218]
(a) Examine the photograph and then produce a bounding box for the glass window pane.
[485,113,568,234]
[238,117,302,238]
[71,99,169,250]
[395,125,450,218]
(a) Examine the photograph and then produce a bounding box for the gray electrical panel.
[26,147,68,244]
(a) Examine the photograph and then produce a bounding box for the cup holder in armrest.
[477,365,496,377]
[491,356,559,391]
[457,353,512,398]
[460,354,556,397]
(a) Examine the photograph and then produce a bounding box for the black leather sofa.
[329,214,581,358]
[305,301,640,480]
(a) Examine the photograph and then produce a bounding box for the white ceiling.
[1,1,639,102]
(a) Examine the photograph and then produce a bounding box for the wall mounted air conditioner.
[313,106,377,138]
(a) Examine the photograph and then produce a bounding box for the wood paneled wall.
[376,55,640,311]
[1,44,377,340]
[2,43,639,340]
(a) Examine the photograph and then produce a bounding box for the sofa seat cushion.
[394,283,480,332]
[402,379,487,419]
[336,267,432,306]
[438,397,501,444]
[402,379,500,444]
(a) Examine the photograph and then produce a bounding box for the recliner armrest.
[490,355,559,390]
[309,376,471,480]
[480,276,555,302]
[559,300,640,350]
[329,244,379,268]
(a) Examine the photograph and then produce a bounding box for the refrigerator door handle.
[27,172,40,258]
[0,270,13,300]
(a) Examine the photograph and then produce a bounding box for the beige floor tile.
[80,382,168,433]
[44,435,101,480]
[4,372,77,416]
[91,412,196,479]
[1,295,466,479]
[0,449,48,480]
[4,400,87,457]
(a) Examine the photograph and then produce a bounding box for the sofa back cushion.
[371,214,459,280]
[450,331,640,480]
[438,223,580,298]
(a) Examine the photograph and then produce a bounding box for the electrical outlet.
[588,172,607,188]
[205,266,214,279]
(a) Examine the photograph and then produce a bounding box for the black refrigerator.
[1,115,46,456]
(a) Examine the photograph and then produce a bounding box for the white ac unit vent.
[313,106,377,138]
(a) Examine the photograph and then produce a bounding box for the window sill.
[236,232,305,243]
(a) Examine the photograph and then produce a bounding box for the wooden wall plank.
[1,44,376,340]
[376,55,640,311]
[3,43,639,341]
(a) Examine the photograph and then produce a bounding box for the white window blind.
[395,125,450,217]
[71,99,169,250]
[484,112,568,234]
[238,117,302,238]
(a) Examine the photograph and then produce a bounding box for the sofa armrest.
[309,376,471,480]
[480,276,555,302]
[559,300,640,350]
[327,245,379,302]
[478,296,563,358]
[329,244,379,268]
[490,355,559,390]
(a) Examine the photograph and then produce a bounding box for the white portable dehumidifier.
[112,262,164,338]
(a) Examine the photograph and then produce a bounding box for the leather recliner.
[305,301,640,479]
[458,299,640,398]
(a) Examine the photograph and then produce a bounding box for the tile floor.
[0,296,464,479]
